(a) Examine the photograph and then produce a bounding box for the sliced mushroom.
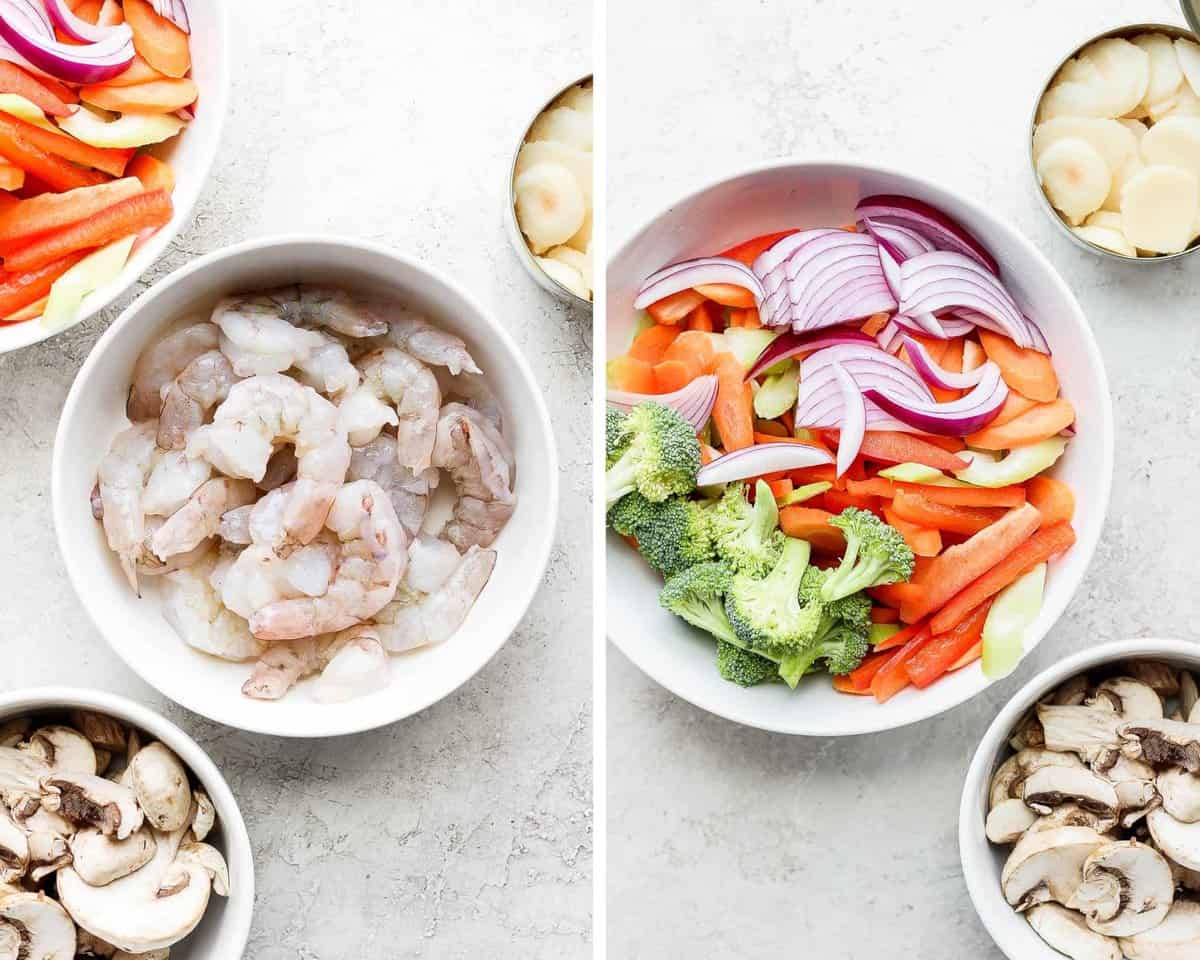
[1011,709,1046,751]
[114,951,168,960]
[1147,808,1200,870]
[19,727,96,777]
[93,750,112,778]
[1098,756,1162,827]
[0,891,76,959]
[0,811,26,885]
[0,748,49,808]
[1039,704,1124,766]
[991,754,1023,809]
[190,790,214,844]
[1027,902,1122,960]
[1090,678,1164,722]
[1120,720,1200,773]
[1180,672,1199,722]
[68,713,127,755]
[0,722,29,751]
[1066,840,1174,936]
[1119,899,1200,959]
[1055,674,1093,707]
[69,828,157,887]
[128,745,190,833]
[75,929,116,957]
[1168,856,1200,892]
[1023,766,1121,819]
[987,798,1039,844]
[177,841,228,896]
[26,831,71,884]
[1001,826,1106,910]
[1158,768,1200,823]
[1126,662,1181,697]
[40,775,143,841]
[1031,803,1120,835]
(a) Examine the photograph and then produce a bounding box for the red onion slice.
[830,362,864,477]
[861,218,935,261]
[876,319,904,353]
[696,442,833,486]
[607,375,717,432]
[855,194,1000,275]
[0,4,134,83]
[752,228,842,278]
[901,336,995,390]
[863,365,1008,436]
[744,327,874,381]
[45,0,131,43]
[634,257,765,311]
[151,0,190,34]
[799,343,933,401]
[2,0,50,38]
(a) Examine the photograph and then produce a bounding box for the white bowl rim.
[0,0,231,354]
[958,636,1200,959]
[51,232,560,738]
[606,154,1115,736]
[0,684,254,955]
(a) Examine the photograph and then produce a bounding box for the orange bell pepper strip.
[0,251,87,316]
[0,62,76,118]
[890,489,1005,536]
[3,189,172,273]
[965,399,1076,450]
[870,625,935,702]
[0,115,108,192]
[845,477,896,499]
[80,78,199,114]
[929,522,1076,635]
[905,600,993,688]
[978,329,1060,402]
[646,288,704,325]
[1025,475,1074,525]
[882,505,942,557]
[627,323,680,364]
[867,582,924,617]
[711,352,754,451]
[0,178,142,255]
[823,489,882,516]
[832,674,872,695]
[694,282,756,308]
[127,153,175,194]
[856,431,968,472]
[0,111,133,178]
[778,506,845,553]
[717,230,796,265]
[123,0,191,78]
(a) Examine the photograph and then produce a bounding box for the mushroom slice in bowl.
[1147,808,1200,871]
[1118,899,1200,958]
[1090,677,1164,721]
[21,726,97,776]
[1120,720,1200,773]
[40,774,143,841]
[0,891,76,958]
[1158,767,1200,822]
[1065,840,1174,937]
[1038,704,1124,765]
[69,827,157,887]
[1001,825,1107,910]
[128,743,191,833]
[1022,765,1120,819]
[1027,902,1122,960]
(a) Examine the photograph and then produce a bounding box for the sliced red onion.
[830,362,864,477]
[1024,315,1050,354]
[935,312,977,337]
[855,194,1000,275]
[607,375,717,432]
[175,105,194,121]
[863,365,1008,436]
[876,319,904,353]
[795,343,932,433]
[2,0,50,38]
[901,336,995,390]
[861,218,935,261]
[744,326,874,381]
[151,0,190,34]
[0,3,133,83]
[752,228,842,278]
[696,442,833,486]
[633,256,765,311]
[45,0,131,43]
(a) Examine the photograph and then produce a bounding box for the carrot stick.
[778,506,845,553]
[730,306,762,329]
[718,230,796,265]
[949,640,984,672]
[870,626,935,702]
[627,323,680,364]
[979,329,1060,402]
[652,359,694,393]
[662,330,716,371]
[857,431,969,472]
[891,489,1006,536]
[0,251,86,316]
[906,600,993,688]
[901,502,1043,623]
[123,0,191,78]
[767,479,793,501]
[0,177,142,255]
[873,617,931,652]
[646,288,704,325]
[898,483,1025,509]
[0,115,107,192]
[0,110,133,177]
[1026,475,1074,525]
[684,301,718,332]
[608,355,656,394]
[693,282,755,308]
[103,54,166,87]
[929,522,1075,635]
[711,352,754,451]
[0,161,23,191]
[3,189,171,273]
[0,63,75,118]
[883,505,942,557]
[965,399,1076,450]
[0,293,47,325]
[80,78,198,114]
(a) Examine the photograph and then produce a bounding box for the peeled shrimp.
[97,422,159,590]
[186,374,351,544]
[160,552,267,662]
[141,449,211,518]
[346,434,433,537]
[220,538,340,622]
[217,505,253,544]
[150,477,256,561]
[405,535,461,593]
[265,284,388,339]
[137,518,214,578]
[247,480,408,640]
[127,323,219,421]
[210,296,327,377]
[363,545,496,652]
[383,306,480,375]
[434,368,503,430]
[431,403,516,549]
[293,329,359,398]
[338,348,440,471]
[241,631,388,702]
[156,349,239,450]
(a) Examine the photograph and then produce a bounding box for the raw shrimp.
[186,374,351,544]
[346,435,433,537]
[97,422,159,590]
[150,478,256,561]
[338,348,440,471]
[160,552,267,662]
[127,323,219,421]
[434,368,503,430]
[431,402,517,549]
[136,518,213,577]
[293,329,359,398]
[383,305,480,375]
[217,505,252,544]
[210,296,326,377]
[405,535,461,593]
[363,545,496,652]
[248,480,408,640]
[265,284,388,338]
[241,631,388,702]
[156,350,240,451]
[220,533,340,620]
[141,450,211,518]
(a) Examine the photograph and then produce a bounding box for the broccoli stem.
[604,452,638,507]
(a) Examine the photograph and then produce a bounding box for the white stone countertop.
[607,0,1199,956]
[0,2,591,956]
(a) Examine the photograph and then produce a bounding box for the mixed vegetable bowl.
[607,194,1081,704]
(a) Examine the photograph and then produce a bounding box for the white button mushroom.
[1158,767,1200,823]
[1119,900,1200,959]
[1066,840,1175,937]
[1001,826,1107,910]
[69,827,158,887]
[0,891,76,960]
[1022,766,1121,819]
[1120,720,1200,773]
[1147,807,1200,870]
[987,798,1040,844]
[1090,678,1165,721]
[40,774,144,841]
[1027,902,1122,960]
[0,811,26,885]
[1038,704,1124,766]
[20,727,97,777]
[128,744,192,833]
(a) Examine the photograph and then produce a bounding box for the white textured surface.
[0,2,591,956]
[607,0,1197,957]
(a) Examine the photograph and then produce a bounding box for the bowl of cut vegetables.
[606,159,1113,735]
[0,0,228,355]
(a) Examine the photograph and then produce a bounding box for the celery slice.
[777,481,831,506]
[877,463,969,486]
[0,94,57,132]
[869,623,901,646]
[40,236,136,333]
[57,106,184,149]
[954,438,1069,488]
[723,327,782,371]
[752,362,799,420]
[981,563,1046,679]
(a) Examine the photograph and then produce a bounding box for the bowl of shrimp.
[51,234,558,737]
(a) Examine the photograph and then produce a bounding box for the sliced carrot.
[646,288,704,325]
[711,352,754,451]
[0,178,142,255]
[920,434,967,453]
[0,162,23,191]
[857,431,969,472]
[778,506,845,553]
[103,54,167,88]
[868,582,924,616]
[901,502,1043,623]
[871,606,900,624]
[870,626,935,702]
[718,230,796,265]
[966,399,1076,450]
[0,115,107,192]
[930,522,1075,635]
[860,312,889,336]
[0,63,75,118]
[847,648,894,691]
[891,488,1005,536]
[883,505,943,557]
[0,293,47,325]
[832,674,872,695]
[693,282,755,308]
[80,78,199,114]
[123,0,191,78]
[684,300,719,332]
[767,479,793,501]
[846,477,896,499]
[651,359,693,393]
[895,482,1026,509]
[70,0,104,18]
[96,0,124,26]
[1026,475,1074,525]
[0,251,86,316]
[906,600,993,688]
[0,111,133,178]
[872,617,930,652]
[609,355,656,394]
[949,640,984,672]
[990,391,1038,428]
[660,329,715,375]
[979,329,1060,402]
[627,323,680,364]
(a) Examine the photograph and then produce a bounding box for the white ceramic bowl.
[0,0,230,354]
[607,159,1114,736]
[0,685,254,957]
[959,637,1200,960]
[52,235,558,737]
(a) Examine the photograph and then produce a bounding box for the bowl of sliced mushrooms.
[0,687,253,959]
[961,637,1200,960]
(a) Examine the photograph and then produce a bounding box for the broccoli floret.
[606,406,629,468]
[821,507,915,603]
[773,568,873,685]
[659,561,737,644]
[800,567,872,635]
[634,496,715,576]
[724,536,820,657]
[607,491,655,535]
[716,640,779,687]
[604,402,701,507]
[710,479,785,576]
